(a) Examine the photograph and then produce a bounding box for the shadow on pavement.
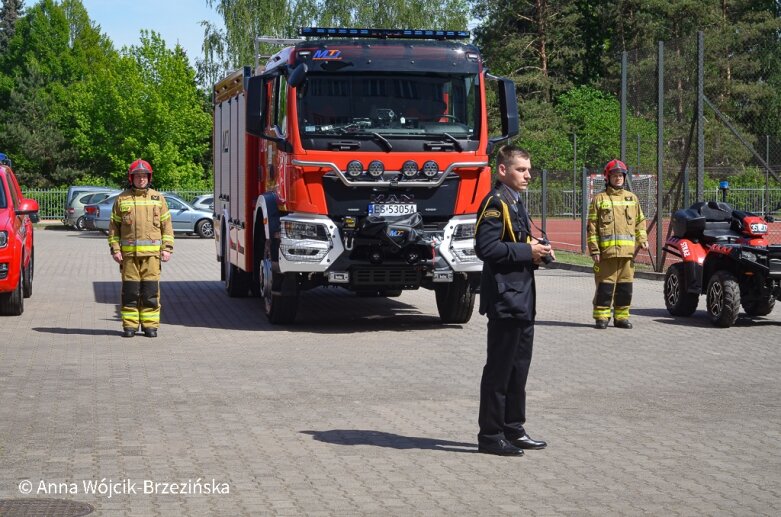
[632,307,781,327]
[90,282,453,333]
[32,327,118,336]
[535,320,595,328]
[301,430,476,453]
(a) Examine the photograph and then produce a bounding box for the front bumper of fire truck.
[277,213,482,278]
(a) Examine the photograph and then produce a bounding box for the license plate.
[368,203,417,216]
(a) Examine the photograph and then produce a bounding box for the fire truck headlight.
[422,160,438,178]
[368,160,384,178]
[346,160,363,178]
[280,220,332,262]
[452,223,475,241]
[282,221,328,241]
[401,160,418,178]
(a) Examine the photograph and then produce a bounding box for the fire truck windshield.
[297,73,480,150]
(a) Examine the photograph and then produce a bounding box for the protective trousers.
[120,256,161,331]
[592,257,634,322]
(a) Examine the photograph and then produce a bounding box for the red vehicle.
[0,157,39,315]
[663,200,781,327]
[212,27,518,323]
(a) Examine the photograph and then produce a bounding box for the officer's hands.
[591,254,600,263]
[531,241,552,265]
[112,252,122,264]
[161,250,171,262]
[641,242,649,250]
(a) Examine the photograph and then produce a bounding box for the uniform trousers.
[478,318,534,444]
[592,256,634,321]
[120,255,161,330]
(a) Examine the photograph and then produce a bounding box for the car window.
[6,174,21,209]
[204,196,213,205]
[0,177,7,208]
[165,197,185,210]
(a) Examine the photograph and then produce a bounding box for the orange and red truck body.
[213,28,518,323]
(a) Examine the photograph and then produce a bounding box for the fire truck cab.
[213,27,518,324]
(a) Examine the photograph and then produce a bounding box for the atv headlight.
[740,251,757,262]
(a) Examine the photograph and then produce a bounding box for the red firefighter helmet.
[128,159,153,183]
[603,159,628,181]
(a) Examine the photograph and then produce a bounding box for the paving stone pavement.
[1,226,780,516]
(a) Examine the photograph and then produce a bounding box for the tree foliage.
[0,0,211,189]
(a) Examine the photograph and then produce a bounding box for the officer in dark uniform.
[475,145,553,456]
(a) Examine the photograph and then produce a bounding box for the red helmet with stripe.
[603,159,627,181]
[128,159,153,183]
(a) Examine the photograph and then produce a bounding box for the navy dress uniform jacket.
[474,185,537,322]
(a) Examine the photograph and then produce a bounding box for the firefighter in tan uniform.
[587,159,648,329]
[108,159,174,338]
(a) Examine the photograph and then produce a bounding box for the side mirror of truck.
[486,74,520,154]
[287,62,307,88]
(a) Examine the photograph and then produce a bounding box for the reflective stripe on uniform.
[595,199,637,209]
[119,199,163,210]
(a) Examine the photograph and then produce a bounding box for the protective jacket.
[587,186,647,259]
[474,184,536,322]
[108,187,174,256]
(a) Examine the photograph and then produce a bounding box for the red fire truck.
[212,27,518,324]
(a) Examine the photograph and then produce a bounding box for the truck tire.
[261,258,298,324]
[435,275,475,324]
[706,271,741,327]
[663,263,698,316]
[0,259,24,316]
[742,296,775,317]
[22,247,33,298]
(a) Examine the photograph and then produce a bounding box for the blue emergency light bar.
[300,27,470,40]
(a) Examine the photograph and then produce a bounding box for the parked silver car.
[64,188,117,230]
[85,193,214,238]
[191,194,214,212]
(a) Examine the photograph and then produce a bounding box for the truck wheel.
[435,275,475,324]
[742,296,775,317]
[0,259,24,316]
[663,263,698,316]
[260,256,298,324]
[196,219,214,239]
[706,271,741,327]
[22,247,33,298]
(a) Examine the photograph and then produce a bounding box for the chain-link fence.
[22,188,212,221]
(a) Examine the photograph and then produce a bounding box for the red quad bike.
[663,201,781,327]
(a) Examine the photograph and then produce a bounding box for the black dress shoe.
[122,329,136,338]
[614,319,633,329]
[478,439,524,457]
[509,434,547,450]
[595,319,608,329]
[143,328,158,338]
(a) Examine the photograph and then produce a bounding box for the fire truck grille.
[352,267,421,287]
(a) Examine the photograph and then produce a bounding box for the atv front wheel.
[742,296,775,317]
[706,271,741,327]
[664,263,698,316]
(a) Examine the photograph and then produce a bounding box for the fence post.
[572,134,577,219]
[657,40,665,273]
[696,31,705,203]
[541,169,548,236]
[581,167,589,254]
[621,51,627,163]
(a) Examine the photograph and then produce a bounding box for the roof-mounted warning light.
[299,27,470,40]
